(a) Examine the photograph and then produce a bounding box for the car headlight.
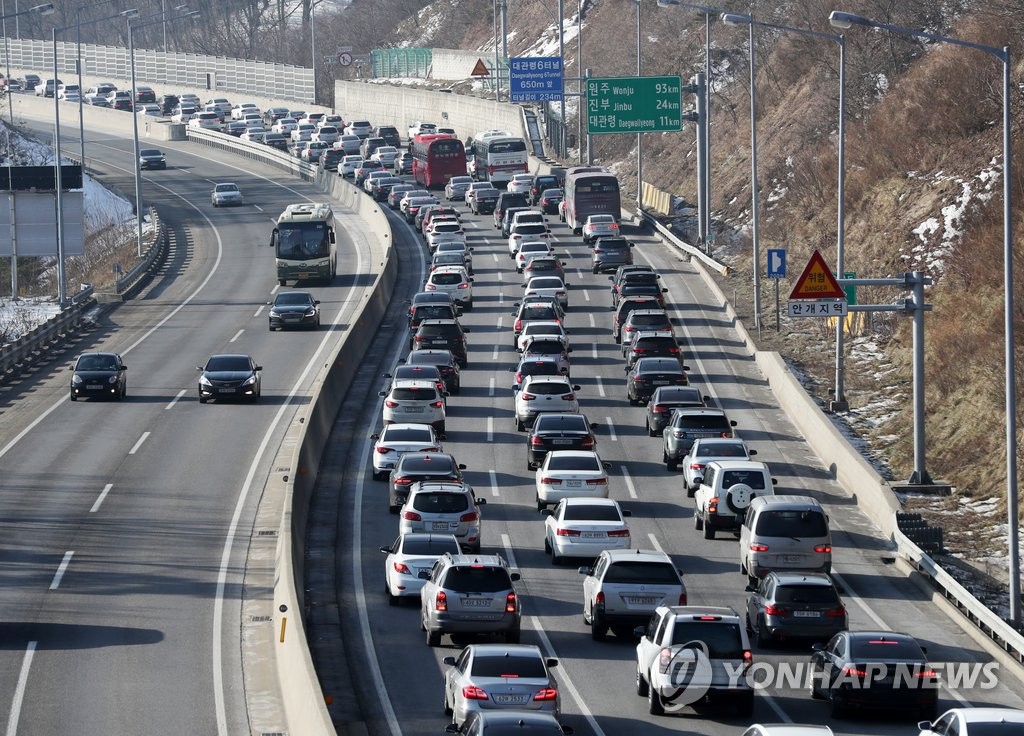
[304,308,315,316]
[242,375,257,386]
[107,375,118,384]
[199,375,212,386]
[269,309,281,318]
[71,374,83,385]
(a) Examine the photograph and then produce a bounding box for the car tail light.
[689,462,705,471]
[393,562,411,574]
[842,666,867,677]
[385,400,398,408]
[721,431,731,438]
[749,543,770,552]
[678,593,688,605]
[530,436,544,446]
[521,392,536,401]
[514,319,523,331]
[708,497,718,514]
[533,689,558,701]
[561,393,575,400]
[431,400,443,408]
[585,478,606,485]
[624,326,636,334]
[460,512,479,522]
[457,283,469,289]
[657,648,672,674]
[814,545,832,554]
[595,591,605,605]
[541,477,562,485]
[743,650,752,671]
[764,604,789,616]
[825,606,847,618]
[632,376,645,383]
[632,348,645,354]
[515,372,523,383]
[401,510,422,521]
[556,528,581,537]
[607,529,630,537]
[424,284,436,291]
[462,686,489,700]
[668,347,680,354]
[375,446,392,454]
[414,335,424,343]
[394,477,412,486]
[435,590,447,611]
[917,669,938,679]
[580,436,594,449]
[505,592,517,613]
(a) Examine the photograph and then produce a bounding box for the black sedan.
[645,385,708,435]
[809,630,938,720]
[538,188,563,215]
[70,352,127,401]
[387,452,467,513]
[404,349,461,393]
[526,413,599,470]
[268,290,320,330]
[625,357,689,405]
[197,354,262,403]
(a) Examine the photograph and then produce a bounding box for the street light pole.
[310,1,316,105]
[492,0,499,102]
[830,7,1020,628]
[577,0,583,163]
[635,0,642,207]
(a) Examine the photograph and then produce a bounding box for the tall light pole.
[492,0,499,101]
[576,0,583,163]
[722,15,846,407]
[634,0,642,206]
[830,9,1019,628]
[656,0,723,250]
[127,8,198,256]
[309,1,316,105]
[720,12,762,329]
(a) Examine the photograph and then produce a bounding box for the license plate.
[298,272,311,279]
[581,531,605,539]
[553,439,573,446]
[405,406,424,413]
[462,598,491,608]
[218,387,236,393]
[431,340,447,345]
[565,480,582,487]
[626,596,658,605]
[431,521,454,531]
[784,555,804,563]
[493,695,529,705]
[793,611,821,618]
[417,569,431,579]
[86,384,102,390]
[653,380,669,385]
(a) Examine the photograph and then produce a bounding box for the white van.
[739,495,832,586]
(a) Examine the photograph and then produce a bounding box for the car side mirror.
[590,423,602,429]
[572,384,581,391]
[577,566,592,576]
[622,509,632,517]
[458,464,467,470]
[195,366,204,371]
[540,508,553,517]
[662,288,668,293]
[602,461,612,470]
[607,276,614,281]
[811,642,825,652]
[378,391,386,397]
[379,546,390,554]
[475,498,487,505]
[682,365,691,371]
[561,727,575,736]
[445,725,459,735]
[254,365,263,371]
[772,478,778,485]
[509,572,521,582]
[442,656,457,666]
[371,433,380,440]
[744,583,756,592]
[566,347,573,353]
[730,420,738,427]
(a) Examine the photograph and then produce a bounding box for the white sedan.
[380,532,461,605]
[507,173,534,196]
[535,450,610,508]
[433,241,473,273]
[542,497,631,564]
[524,276,569,310]
[513,375,579,431]
[272,118,298,134]
[515,241,554,273]
[369,422,444,480]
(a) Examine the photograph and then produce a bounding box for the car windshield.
[530,278,564,290]
[774,584,840,605]
[206,356,251,371]
[563,504,620,521]
[402,456,455,473]
[413,306,454,320]
[275,293,312,306]
[434,223,461,233]
[140,149,162,157]
[588,215,615,225]
[673,415,731,430]
[526,382,570,395]
[534,415,587,432]
[401,537,460,555]
[77,354,117,370]
[670,622,744,658]
[431,272,465,286]
[215,184,239,193]
[547,455,600,472]
[515,224,547,235]
[603,561,679,584]
[698,443,749,458]
[720,470,768,490]
[411,493,470,513]
[392,386,437,401]
[849,637,924,660]
[383,427,433,442]
[754,510,829,537]
[443,567,511,592]
[471,654,546,678]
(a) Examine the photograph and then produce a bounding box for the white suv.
[513,375,580,430]
[378,379,447,433]
[693,460,776,539]
[424,266,473,309]
[579,549,687,641]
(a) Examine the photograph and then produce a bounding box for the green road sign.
[586,75,683,134]
[843,271,857,305]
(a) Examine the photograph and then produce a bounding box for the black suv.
[645,385,707,435]
[592,236,635,273]
[624,332,683,368]
[411,319,469,366]
[388,452,467,513]
[611,270,661,308]
[626,357,690,406]
[373,125,401,148]
[493,192,529,228]
[617,280,668,309]
[529,174,560,205]
[526,413,598,470]
[405,349,461,393]
[320,148,345,171]
[611,296,663,343]
[408,302,460,333]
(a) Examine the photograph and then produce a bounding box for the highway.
[0,107,382,735]
[312,184,1024,735]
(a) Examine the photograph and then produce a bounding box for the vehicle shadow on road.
[0,622,164,649]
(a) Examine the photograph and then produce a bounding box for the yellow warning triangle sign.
[470,58,490,77]
[788,249,846,300]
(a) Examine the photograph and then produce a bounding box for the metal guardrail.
[894,520,1024,664]
[116,207,168,296]
[638,207,730,276]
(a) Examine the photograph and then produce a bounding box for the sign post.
[508,57,563,102]
[586,75,683,134]
[787,249,847,318]
[767,247,786,331]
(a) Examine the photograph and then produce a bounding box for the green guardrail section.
[371,48,433,78]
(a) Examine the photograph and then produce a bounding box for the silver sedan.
[211,182,243,207]
[443,644,560,726]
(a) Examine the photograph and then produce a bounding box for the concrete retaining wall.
[431,49,498,81]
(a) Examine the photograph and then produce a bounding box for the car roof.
[389,379,439,390]
[547,450,600,459]
[534,413,588,427]
[381,422,436,432]
[703,459,768,472]
[444,553,507,568]
[950,708,1024,724]
[408,480,471,494]
[766,572,836,586]
[653,386,702,399]
[749,494,824,510]
[561,496,618,508]
[662,605,741,620]
[463,643,543,657]
[844,630,917,643]
[691,437,747,447]
[672,407,727,416]
[602,548,671,563]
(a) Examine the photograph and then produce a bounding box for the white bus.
[470,129,528,187]
[270,203,337,286]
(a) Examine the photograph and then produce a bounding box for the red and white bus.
[563,169,621,234]
[410,133,467,189]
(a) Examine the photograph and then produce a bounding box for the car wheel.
[808,667,825,700]
[371,469,382,481]
[736,692,754,718]
[666,458,678,471]
[694,512,703,531]
[269,322,275,331]
[755,618,770,648]
[69,393,77,401]
[199,395,207,404]
[748,573,759,589]
[550,547,561,566]
[829,689,846,718]
[647,678,665,716]
[426,629,442,647]
[636,667,649,697]
[388,503,399,515]
[591,610,607,641]
[592,266,599,274]
[544,536,551,553]
[703,519,715,540]
[646,420,657,437]
[386,585,399,607]
[443,691,452,717]
[516,418,525,432]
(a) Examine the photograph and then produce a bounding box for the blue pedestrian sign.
[767,248,786,279]
[509,56,564,102]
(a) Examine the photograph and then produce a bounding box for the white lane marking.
[488,377,495,397]
[582,289,590,302]
[270,284,280,295]
[253,305,265,318]
[498,271,503,282]
[4,641,37,736]
[530,620,608,736]
[501,533,519,569]
[229,329,244,343]
[621,466,637,499]
[498,291,504,304]
[605,417,617,442]
[595,375,606,398]
[90,483,114,513]
[496,316,503,330]
[492,345,499,361]
[492,253,499,262]
[592,344,598,360]
[165,389,187,410]
[128,431,151,455]
[489,469,500,497]
[588,313,595,327]
[575,268,584,279]
[647,534,663,553]
[253,204,263,212]
[487,417,494,443]
[49,551,74,590]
